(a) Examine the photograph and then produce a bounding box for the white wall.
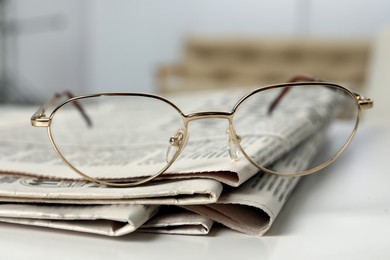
[4,0,87,101]
[6,0,390,100]
[87,0,297,93]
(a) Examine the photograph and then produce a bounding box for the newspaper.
[0,126,326,236]
[0,127,325,236]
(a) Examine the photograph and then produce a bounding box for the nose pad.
[166,128,188,163]
[226,126,241,161]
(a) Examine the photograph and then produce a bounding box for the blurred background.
[0,0,389,119]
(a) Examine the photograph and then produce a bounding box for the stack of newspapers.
[0,88,344,237]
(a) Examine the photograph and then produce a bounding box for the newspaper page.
[183,128,326,236]
[0,203,158,236]
[0,127,322,237]
[0,87,344,187]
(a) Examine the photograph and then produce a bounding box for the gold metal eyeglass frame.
[31,78,373,187]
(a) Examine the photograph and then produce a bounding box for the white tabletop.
[1,121,389,260]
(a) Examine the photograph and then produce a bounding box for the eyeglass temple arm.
[267,74,318,115]
[267,74,374,114]
[31,90,92,127]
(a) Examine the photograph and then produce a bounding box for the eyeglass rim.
[231,82,363,177]
[34,81,369,187]
[47,93,188,187]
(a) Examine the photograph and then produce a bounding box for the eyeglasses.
[31,77,373,187]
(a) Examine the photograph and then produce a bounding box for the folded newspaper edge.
[139,208,214,235]
[0,177,223,205]
[0,203,159,236]
[0,204,213,236]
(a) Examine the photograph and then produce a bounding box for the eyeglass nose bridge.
[183,111,242,161]
[183,111,233,123]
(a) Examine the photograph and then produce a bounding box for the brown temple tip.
[288,74,316,83]
[267,74,318,115]
[57,90,93,127]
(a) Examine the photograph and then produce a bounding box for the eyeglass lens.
[49,95,185,182]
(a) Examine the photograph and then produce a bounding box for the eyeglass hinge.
[356,95,374,110]
[31,114,50,127]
